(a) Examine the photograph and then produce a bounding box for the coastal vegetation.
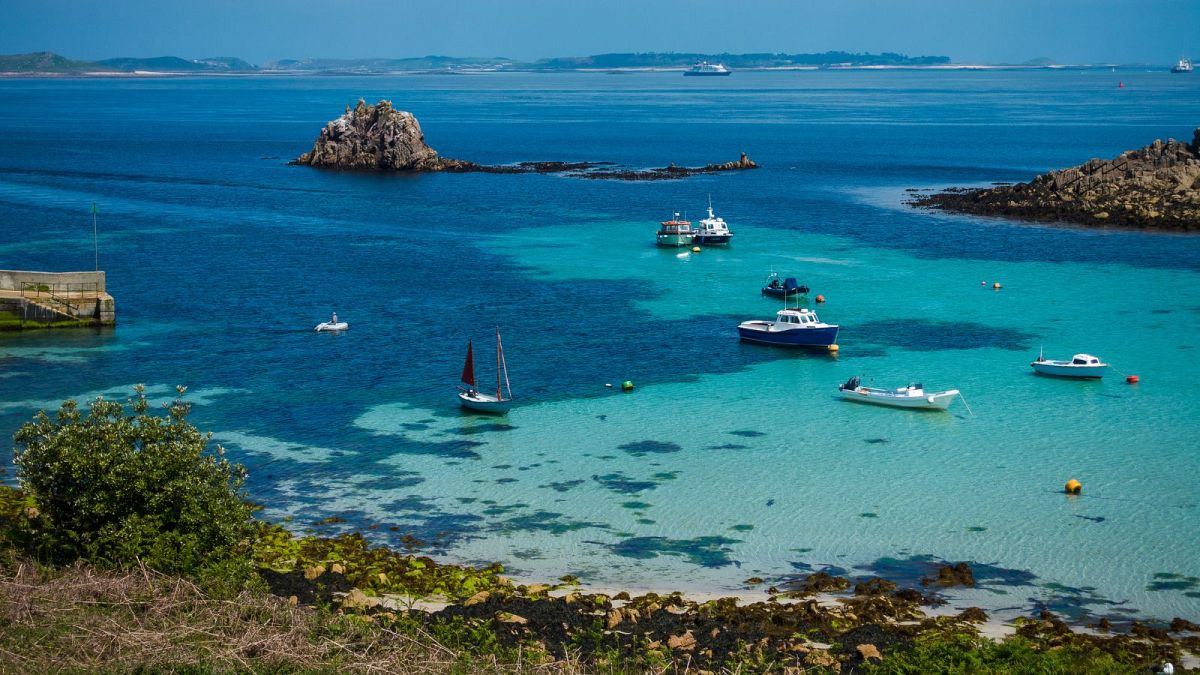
[2,388,1197,672]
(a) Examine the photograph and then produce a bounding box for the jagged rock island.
[292,99,757,180]
[909,129,1200,232]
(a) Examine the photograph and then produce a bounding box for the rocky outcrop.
[909,129,1200,232]
[293,99,757,181]
[293,99,468,171]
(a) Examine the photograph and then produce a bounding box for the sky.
[1,0,1197,65]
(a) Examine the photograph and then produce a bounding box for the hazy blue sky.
[2,0,1196,65]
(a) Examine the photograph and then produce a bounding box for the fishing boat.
[837,376,960,410]
[737,306,838,347]
[656,213,695,247]
[315,312,348,331]
[1030,351,1108,378]
[684,61,732,76]
[761,273,809,298]
[458,328,513,414]
[1172,58,1193,73]
[693,197,734,245]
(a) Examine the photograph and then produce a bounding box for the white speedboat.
[684,61,732,76]
[1030,352,1108,378]
[693,197,733,245]
[458,328,513,414]
[315,312,348,331]
[656,213,695,247]
[837,376,960,410]
[1171,58,1193,73]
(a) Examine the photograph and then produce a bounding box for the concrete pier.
[0,270,115,330]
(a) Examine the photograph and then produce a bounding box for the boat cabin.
[776,308,823,325]
[1071,354,1102,365]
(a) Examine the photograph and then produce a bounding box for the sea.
[1,69,1198,623]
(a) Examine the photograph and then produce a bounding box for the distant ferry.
[1171,58,1193,73]
[684,61,732,77]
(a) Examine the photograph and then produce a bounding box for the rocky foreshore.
[292,98,757,180]
[909,129,1200,232]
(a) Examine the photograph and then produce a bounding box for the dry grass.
[0,560,598,674]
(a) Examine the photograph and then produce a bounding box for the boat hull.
[1030,362,1108,378]
[694,233,732,245]
[683,71,731,76]
[656,234,694,247]
[838,387,959,410]
[737,322,838,347]
[761,287,803,298]
[315,322,348,331]
[458,391,512,414]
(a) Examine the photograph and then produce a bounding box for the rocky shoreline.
[908,129,1200,232]
[292,99,758,181]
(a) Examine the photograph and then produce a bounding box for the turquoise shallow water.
[0,70,1198,622]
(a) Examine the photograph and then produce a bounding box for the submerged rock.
[909,129,1200,232]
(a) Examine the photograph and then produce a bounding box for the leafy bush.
[11,385,255,585]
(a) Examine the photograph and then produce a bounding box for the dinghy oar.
[957,392,975,417]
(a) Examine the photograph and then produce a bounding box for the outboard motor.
[798,284,810,295]
[844,375,861,390]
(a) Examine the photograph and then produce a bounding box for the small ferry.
[656,213,695,247]
[693,198,733,245]
[737,307,838,347]
[837,376,960,411]
[684,61,732,77]
[1030,352,1109,378]
[1171,58,1193,73]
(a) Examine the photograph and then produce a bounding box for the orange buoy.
[993,282,1002,290]
[827,344,839,353]
[1064,479,1082,495]
[1126,375,1139,384]
[815,294,825,303]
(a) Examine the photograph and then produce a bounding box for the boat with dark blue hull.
[737,307,838,347]
[761,274,809,298]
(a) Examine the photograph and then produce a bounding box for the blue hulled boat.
[761,274,809,298]
[737,307,838,347]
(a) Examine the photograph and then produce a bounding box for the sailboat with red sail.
[457,328,512,414]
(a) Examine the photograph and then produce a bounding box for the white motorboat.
[837,376,960,410]
[737,307,838,347]
[693,197,733,245]
[1030,352,1108,378]
[315,312,348,331]
[458,328,513,414]
[684,61,732,76]
[1171,58,1193,73]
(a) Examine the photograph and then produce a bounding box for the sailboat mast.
[495,328,503,400]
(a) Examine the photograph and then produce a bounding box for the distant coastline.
[4,49,1168,77]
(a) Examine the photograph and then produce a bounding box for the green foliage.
[866,633,1140,674]
[11,385,256,585]
[253,524,509,600]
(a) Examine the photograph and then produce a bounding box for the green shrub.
[11,385,256,587]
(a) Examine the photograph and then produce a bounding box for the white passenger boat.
[684,61,732,76]
[693,197,733,245]
[837,376,960,410]
[315,312,348,331]
[1030,352,1108,378]
[1171,57,1193,73]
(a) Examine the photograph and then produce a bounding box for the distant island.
[0,50,951,75]
[908,129,1200,232]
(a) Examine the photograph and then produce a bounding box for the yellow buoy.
[621,380,634,392]
[993,282,1002,290]
[692,246,701,253]
[827,344,839,353]
[1064,479,1082,495]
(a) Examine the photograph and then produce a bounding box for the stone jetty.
[293,99,757,180]
[909,129,1200,232]
[0,270,115,330]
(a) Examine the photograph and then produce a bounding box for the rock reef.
[292,99,757,181]
[909,129,1200,232]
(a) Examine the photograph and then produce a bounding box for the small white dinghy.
[315,312,348,332]
[837,376,960,411]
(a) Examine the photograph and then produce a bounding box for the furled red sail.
[461,341,475,387]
